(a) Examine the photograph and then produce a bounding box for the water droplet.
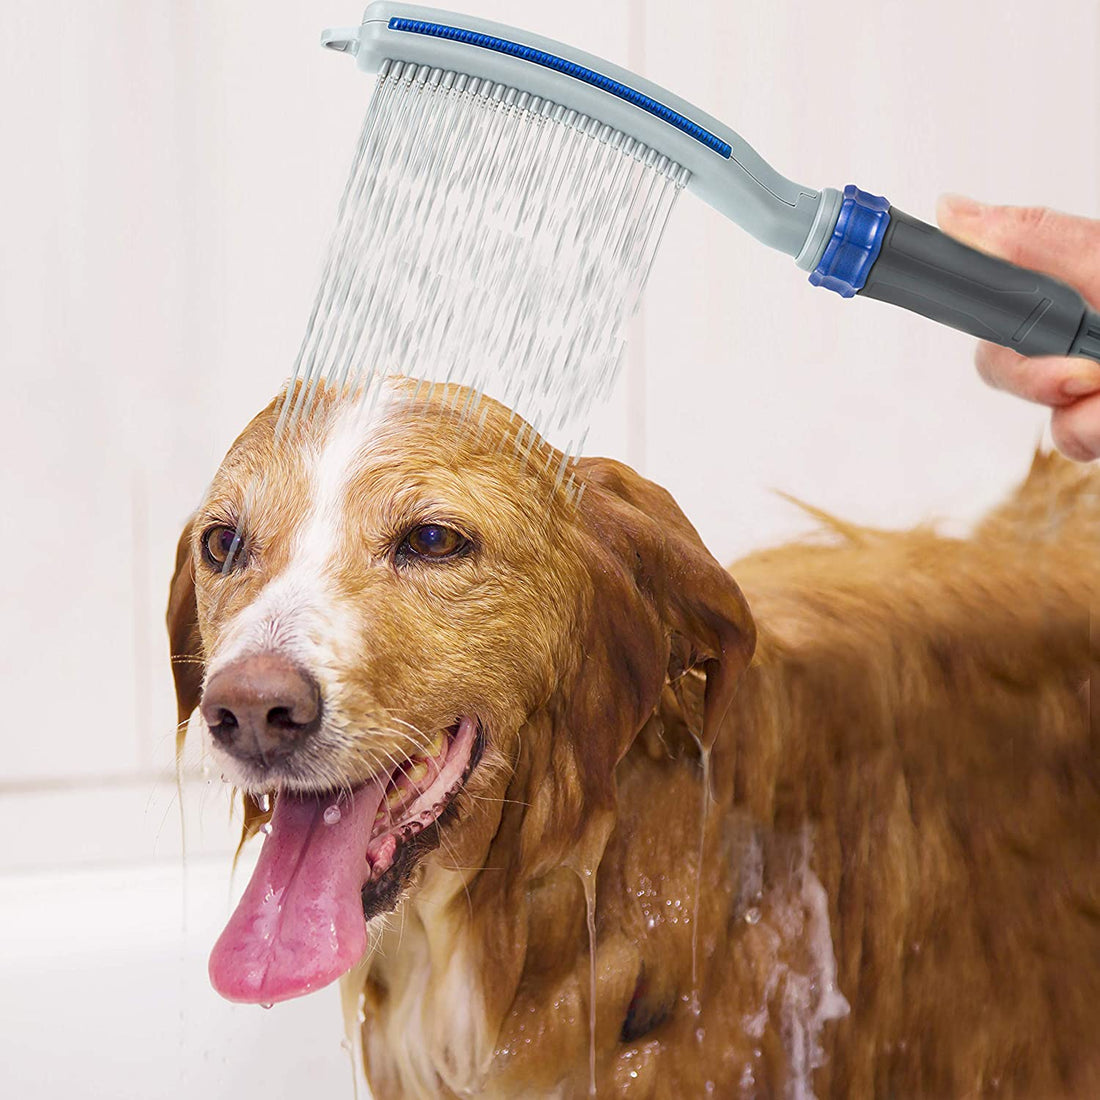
[629,1069,638,1079]
[323,804,342,825]
[691,745,711,1012]
[260,1002,273,1010]
[578,864,598,1098]
[745,907,761,925]
[260,823,272,835]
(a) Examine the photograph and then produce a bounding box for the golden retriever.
[168,379,1100,1098]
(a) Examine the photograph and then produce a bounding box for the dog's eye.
[400,524,469,562]
[202,525,245,572]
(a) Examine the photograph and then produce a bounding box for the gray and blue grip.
[811,185,1100,362]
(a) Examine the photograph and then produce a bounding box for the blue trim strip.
[808,185,891,299]
[387,17,732,159]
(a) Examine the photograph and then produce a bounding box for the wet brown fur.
[169,386,1100,1099]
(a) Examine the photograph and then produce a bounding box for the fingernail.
[938,193,983,218]
[1061,369,1100,398]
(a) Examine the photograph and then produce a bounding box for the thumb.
[936,194,1100,305]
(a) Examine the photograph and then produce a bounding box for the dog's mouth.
[208,716,482,1005]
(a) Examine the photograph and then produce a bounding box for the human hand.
[936,195,1100,461]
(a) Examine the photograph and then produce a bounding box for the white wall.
[1,1,1097,1096]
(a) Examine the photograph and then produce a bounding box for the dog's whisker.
[464,792,531,810]
[395,902,408,955]
[434,825,475,920]
[366,745,413,832]
[378,714,436,754]
[374,725,431,754]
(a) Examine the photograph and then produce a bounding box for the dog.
[168,378,1100,1098]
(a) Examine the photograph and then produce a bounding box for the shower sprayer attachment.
[324,3,1100,365]
[282,12,693,471]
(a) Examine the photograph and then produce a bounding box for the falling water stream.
[690,745,712,1017]
[580,864,599,1097]
[274,59,687,465]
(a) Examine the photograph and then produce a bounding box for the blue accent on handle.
[809,185,891,298]
[387,16,732,159]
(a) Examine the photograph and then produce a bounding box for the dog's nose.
[201,655,321,765]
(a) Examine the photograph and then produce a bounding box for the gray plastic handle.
[325,3,829,258]
[860,209,1100,362]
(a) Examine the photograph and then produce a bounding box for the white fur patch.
[364,868,494,1100]
[202,387,398,780]
[208,395,394,672]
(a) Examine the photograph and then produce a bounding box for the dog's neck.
[360,862,499,1098]
[355,667,848,1100]
[358,696,619,1098]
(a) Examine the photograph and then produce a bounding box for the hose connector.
[809,185,891,298]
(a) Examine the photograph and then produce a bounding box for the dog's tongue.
[209,782,385,1004]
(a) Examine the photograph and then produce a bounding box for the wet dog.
[168,380,1100,1098]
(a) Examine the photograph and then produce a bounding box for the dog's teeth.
[386,785,405,808]
[406,760,430,785]
[426,730,446,757]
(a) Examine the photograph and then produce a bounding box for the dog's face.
[193,382,573,794]
[168,380,754,1007]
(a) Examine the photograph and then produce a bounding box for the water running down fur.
[169,383,1100,1098]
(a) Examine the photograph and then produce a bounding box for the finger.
[936,195,1100,305]
[1051,391,1100,462]
[974,342,1100,407]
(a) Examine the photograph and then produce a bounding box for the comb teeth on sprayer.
[276,50,689,499]
[307,1,1100,471]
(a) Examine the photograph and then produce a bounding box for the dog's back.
[722,452,1100,1097]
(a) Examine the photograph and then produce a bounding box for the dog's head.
[168,380,754,1004]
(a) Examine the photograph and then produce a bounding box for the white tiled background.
[2,2,1097,1096]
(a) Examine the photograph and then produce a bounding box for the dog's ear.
[569,457,756,767]
[167,517,203,737]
